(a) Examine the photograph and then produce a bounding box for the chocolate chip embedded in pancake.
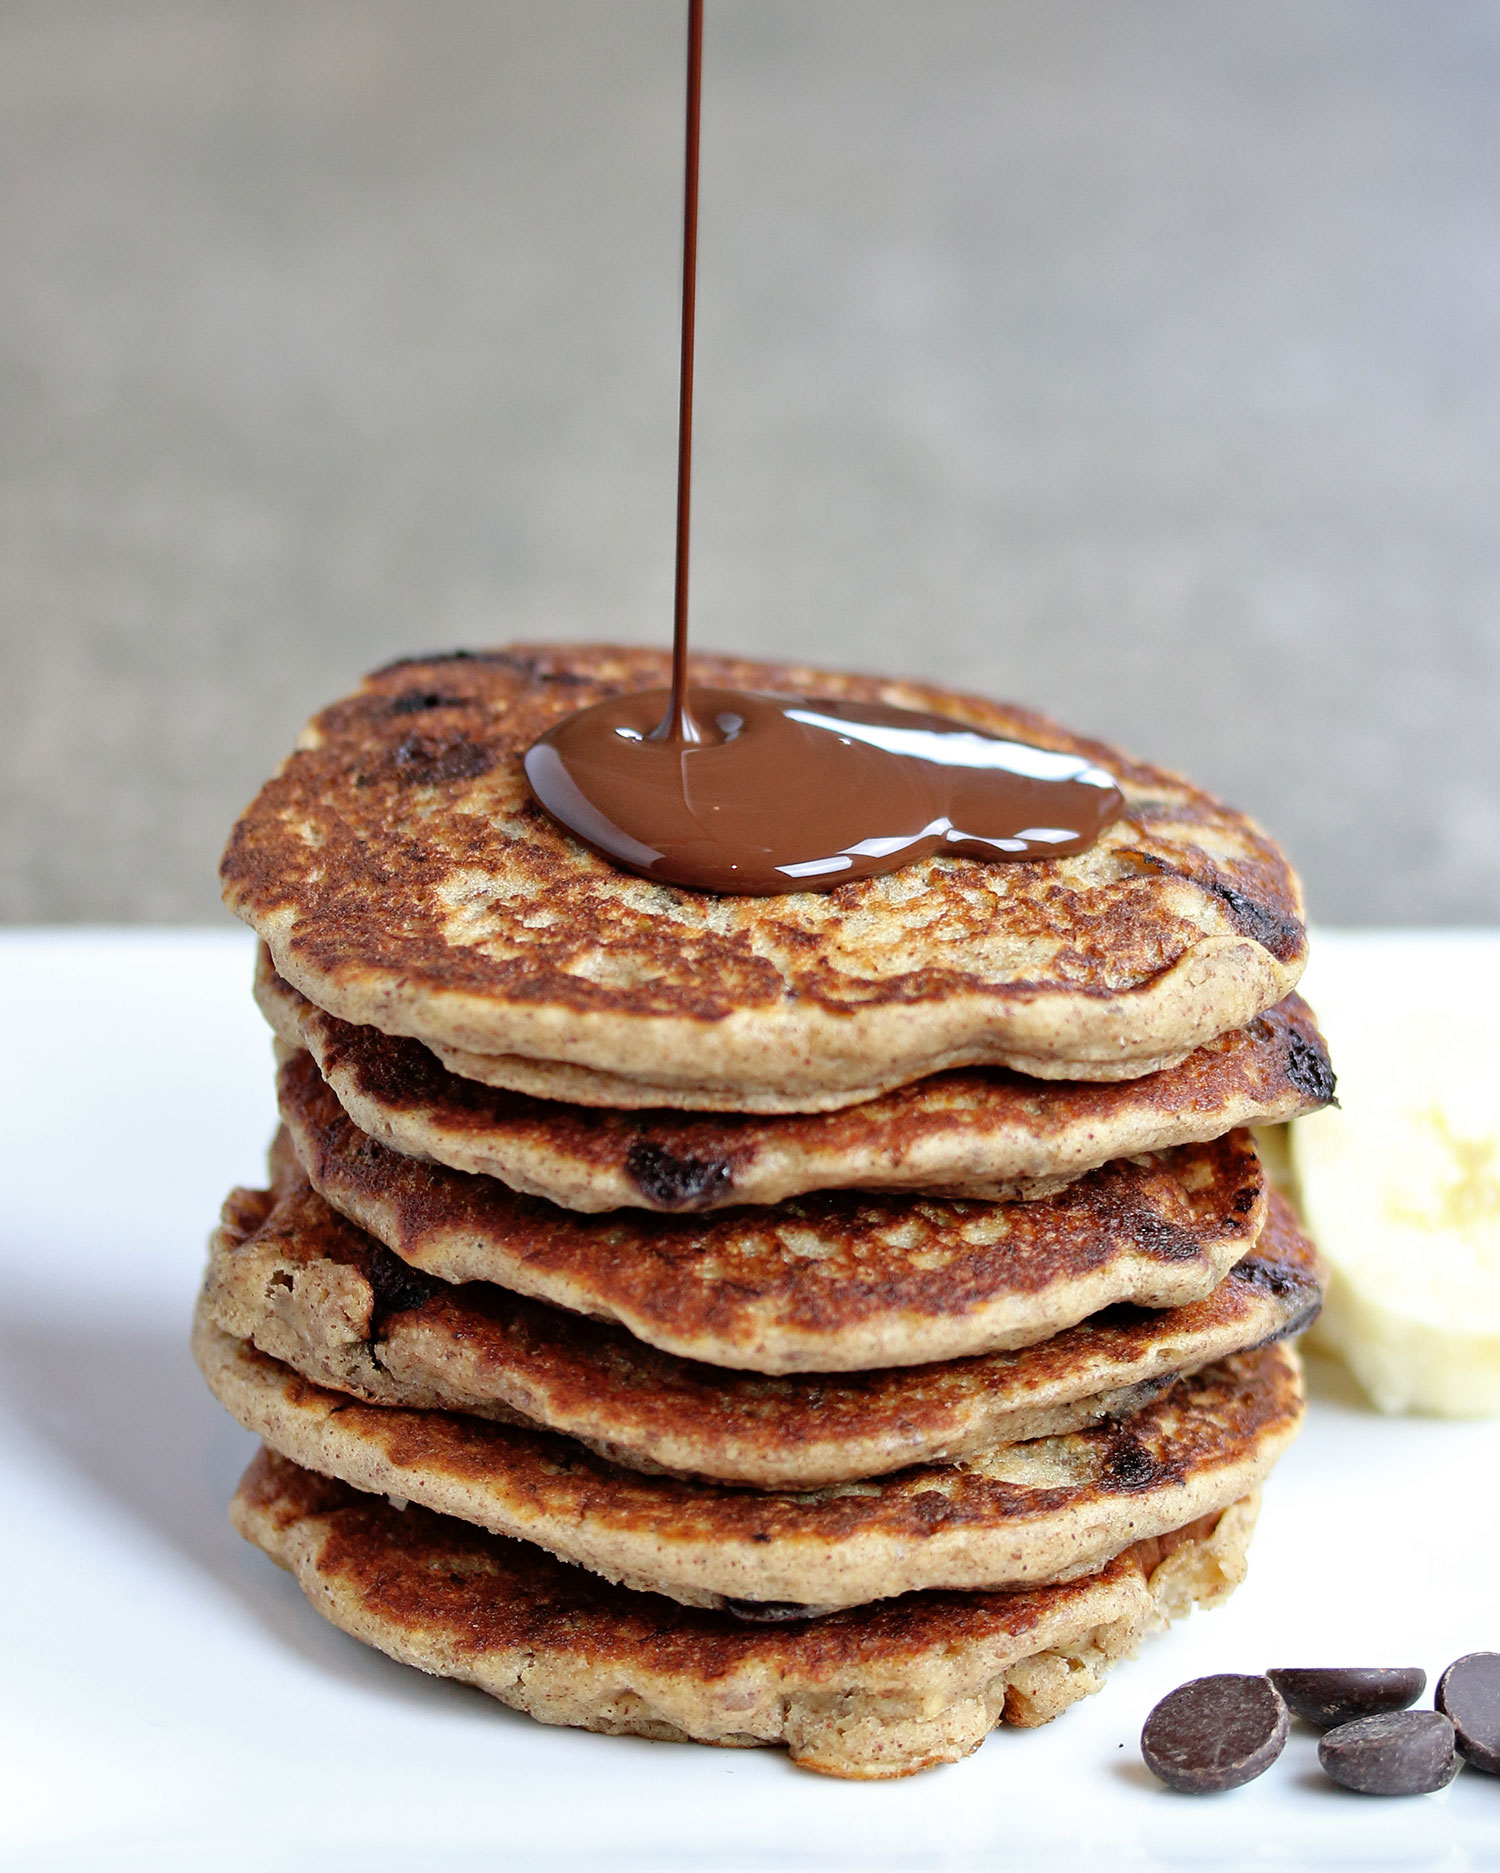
[233,1446,1260,1780]
[256,951,1333,1211]
[193,1311,1302,1614]
[276,1052,1268,1373]
[221,645,1306,1109]
[205,1158,1318,1488]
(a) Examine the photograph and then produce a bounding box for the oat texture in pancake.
[204,1161,1320,1488]
[257,951,1333,1210]
[221,647,1307,1107]
[195,1314,1302,1614]
[234,1447,1260,1779]
[277,1059,1268,1372]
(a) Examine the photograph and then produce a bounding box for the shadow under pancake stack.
[198,644,1335,1779]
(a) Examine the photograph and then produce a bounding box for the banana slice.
[1289,936,1500,1416]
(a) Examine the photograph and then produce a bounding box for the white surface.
[3,927,1499,1872]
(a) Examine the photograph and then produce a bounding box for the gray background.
[4,0,1498,925]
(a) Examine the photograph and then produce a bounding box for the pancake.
[257,951,1333,1211]
[234,1447,1259,1779]
[278,1053,1268,1373]
[220,645,1307,1109]
[204,1164,1318,1488]
[194,1314,1303,1614]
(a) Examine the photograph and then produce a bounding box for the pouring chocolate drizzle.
[524,0,1124,895]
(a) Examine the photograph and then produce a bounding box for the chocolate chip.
[1122,854,1304,962]
[1268,1667,1425,1730]
[1318,1710,1458,1795]
[1284,1031,1337,1107]
[391,733,493,786]
[1437,1652,1500,1773]
[1103,1434,1163,1491]
[374,649,533,673]
[388,689,472,716]
[364,1245,444,1329]
[1210,883,1305,963]
[1129,1212,1204,1263]
[377,649,483,668]
[719,1598,816,1623]
[625,1141,733,1210]
[1141,1674,1289,1792]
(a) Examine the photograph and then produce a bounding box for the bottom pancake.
[234,1447,1259,1780]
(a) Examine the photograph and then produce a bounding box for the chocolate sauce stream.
[523,1,1126,895]
[658,0,703,748]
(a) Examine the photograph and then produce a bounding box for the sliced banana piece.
[1290,935,1500,1416]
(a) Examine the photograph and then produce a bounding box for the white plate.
[3,928,1498,1872]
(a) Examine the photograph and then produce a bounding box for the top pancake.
[221,645,1307,1109]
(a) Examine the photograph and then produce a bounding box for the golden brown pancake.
[278,1054,1268,1373]
[256,951,1333,1211]
[220,646,1306,1108]
[234,1446,1259,1779]
[194,1314,1302,1614]
[203,1157,1320,1488]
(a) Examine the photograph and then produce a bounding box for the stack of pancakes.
[197,645,1334,1779]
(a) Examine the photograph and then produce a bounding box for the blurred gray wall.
[4,0,1499,924]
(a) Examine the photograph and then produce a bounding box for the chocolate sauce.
[524,0,1125,895]
[526,687,1123,893]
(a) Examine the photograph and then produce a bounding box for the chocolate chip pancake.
[234,1447,1259,1779]
[220,646,1307,1110]
[257,951,1333,1211]
[194,1314,1302,1613]
[278,1053,1268,1372]
[203,1160,1319,1487]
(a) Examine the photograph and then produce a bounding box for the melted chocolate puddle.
[525,687,1124,894]
[524,1,1123,894]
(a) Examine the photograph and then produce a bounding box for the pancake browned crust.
[220,646,1307,1108]
[278,1052,1267,1373]
[194,1314,1302,1613]
[257,951,1333,1211]
[204,1157,1320,1488]
[234,1447,1259,1779]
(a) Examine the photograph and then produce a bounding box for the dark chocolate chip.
[1233,1258,1301,1300]
[1122,854,1304,963]
[1141,1674,1289,1793]
[1210,883,1305,964]
[625,1141,734,1210]
[1129,1212,1204,1263]
[1437,1652,1500,1774]
[392,733,494,786]
[1318,1710,1458,1796]
[388,689,472,716]
[374,648,532,673]
[719,1598,817,1624]
[376,647,590,684]
[1268,1667,1425,1730]
[364,1246,444,1330]
[1103,1434,1163,1491]
[1227,1258,1323,1341]
[1284,1031,1338,1107]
